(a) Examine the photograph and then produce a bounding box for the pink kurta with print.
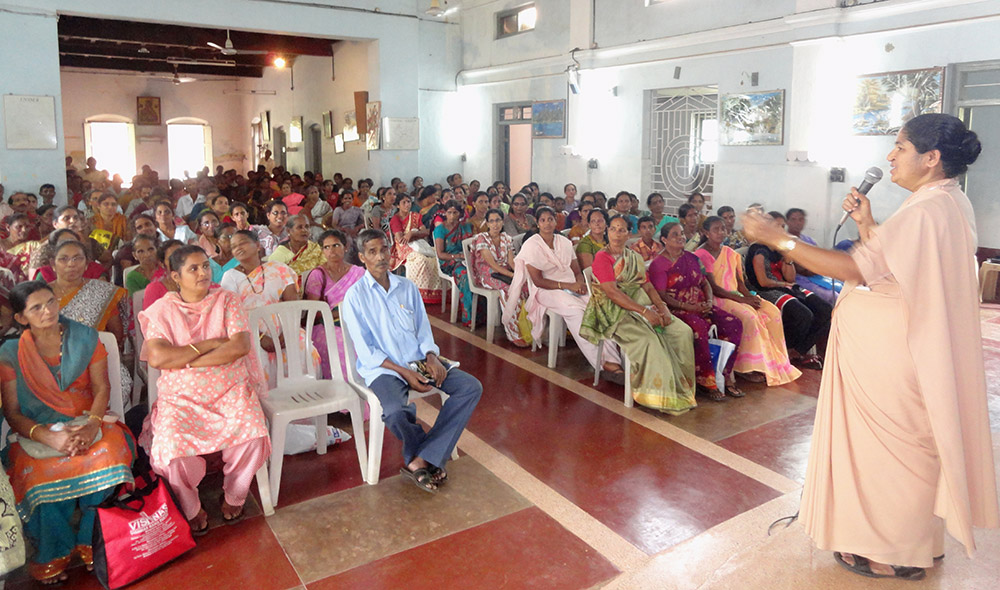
[138,290,270,471]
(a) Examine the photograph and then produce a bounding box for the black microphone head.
[864,167,883,185]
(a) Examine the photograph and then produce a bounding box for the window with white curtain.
[84,120,136,187]
[167,123,213,181]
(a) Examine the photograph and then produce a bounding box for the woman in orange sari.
[389,193,442,302]
[1,281,134,585]
[746,114,998,580]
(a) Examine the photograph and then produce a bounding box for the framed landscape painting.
[531,99,565,138]
[720,90,784,146]
[852,67,944,135]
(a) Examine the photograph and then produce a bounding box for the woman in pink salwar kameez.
[745,114,998,581]
[139,245,270,535]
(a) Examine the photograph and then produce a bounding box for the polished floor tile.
[431,332,783,555]
[717,409,816,483]
[266,456,532,583]
[5,516,302,590]
[310,507,620,590]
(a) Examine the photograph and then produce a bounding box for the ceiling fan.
[207,30,268,56]
[426,0,459,17]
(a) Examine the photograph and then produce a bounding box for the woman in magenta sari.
[648,222,744,400]
[303,229,366,379]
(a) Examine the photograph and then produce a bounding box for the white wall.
[0,8,66,202]
[455,0,1000,247]
[61,71,250,176]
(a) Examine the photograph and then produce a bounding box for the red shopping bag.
[92,474,196,589]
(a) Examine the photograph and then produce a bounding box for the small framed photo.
[136,96,161,126]
[334,134,345,153]
[322,111,334,138]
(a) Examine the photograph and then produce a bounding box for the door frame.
[494,101,534,188]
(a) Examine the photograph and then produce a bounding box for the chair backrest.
[433,243,452,281]
[511,233,525,254]
[148,366,159,405]
[625,236,640,248]
[583,266,595,296]
[132,289,145,352]
[248,300,337,386]
[122,264,139,286]
[97,331,126,418]
[338,299,369,391]
[461,237,478,286]
[735,246,749,259]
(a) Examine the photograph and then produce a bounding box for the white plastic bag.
[708,325,736,390]
[283,424,352,455]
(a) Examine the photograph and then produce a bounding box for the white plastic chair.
[97,332,127,418]
[524,271,567,369]
[131,290,146,406]
[122,264,139,287]
[462,237,502,343]
[340,300,459,485]
[248,301,368,507]
[511,233,525,254]
[584,269,634,407]
[434,248,460,323]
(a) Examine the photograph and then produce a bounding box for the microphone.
[837,167,883,228]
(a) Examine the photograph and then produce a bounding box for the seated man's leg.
[370,374,429,465]
[153,455,207,520]
[220,436,270,512]
[417,368,482,468]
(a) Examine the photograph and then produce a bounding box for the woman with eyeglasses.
[303,229,365,379]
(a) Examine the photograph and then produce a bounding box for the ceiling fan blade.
[207,41,225,51]
[234,49,269,55]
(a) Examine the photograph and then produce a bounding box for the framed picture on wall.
[261,111,271,142]
[322,111,334,138]
[136,96,161,126]
[334,134,345,153]
[531,99,566,138]
[343,110,359,142]
[720,89,784,146]
[852,67,944,135]
[365,101,382,150]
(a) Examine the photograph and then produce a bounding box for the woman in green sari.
[0,281,135,584]
[581,216,697,414]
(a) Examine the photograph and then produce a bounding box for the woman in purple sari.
[303,229,366,379]
[648,222,744,400]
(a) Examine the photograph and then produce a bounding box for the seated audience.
[784,208,841,305]
[504,208,622,373]
[610,192,638,233]
[124,234,160,297]
[466,191,490,234]
[581,216,697,413]
[154,199,197,244]
[34,229,108,282]
[197,210,224,262]
[366,187,396,236]
[4,213,40,278]
[250,200,290,257]
[230,202,252,231]
[563,183,578,211]
[140,246,270,535]
[36,205,57,241]
[0,281,135,585]
[29,206,105,279]
[576,208,609,269]
[330,193,363,249]
[142,239,185,310]
[629,216,662,262]
[342,229,482,494]
[418,186,442,229]
[719,205,749,249]
[49,239,132,407]
[678,203,702,251]
[687,191,708,227]
[647,192,678,233]
[649,222,744,400]
[693,217,800,385]
[209,193,232,223]
[472,208,530,347]
[566,201,594,244]
[502,193,537,236]
[433,200,474,325]
[269,214,323,278]
[389,193,442,303]
[90,192,129,253]
[303,229,366,379]
[220,230,309,385]
[112,214,158,276]
[744,212,831,369]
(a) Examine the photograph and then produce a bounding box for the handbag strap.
[707,324,718,340]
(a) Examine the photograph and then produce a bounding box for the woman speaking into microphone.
[743,113,998,581]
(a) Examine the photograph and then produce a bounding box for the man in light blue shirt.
[342,229,482,494]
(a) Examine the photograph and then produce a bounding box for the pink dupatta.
[503,233,576,342]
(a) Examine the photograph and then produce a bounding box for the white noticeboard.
[381,117,419,150]
[4,94,58,150]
